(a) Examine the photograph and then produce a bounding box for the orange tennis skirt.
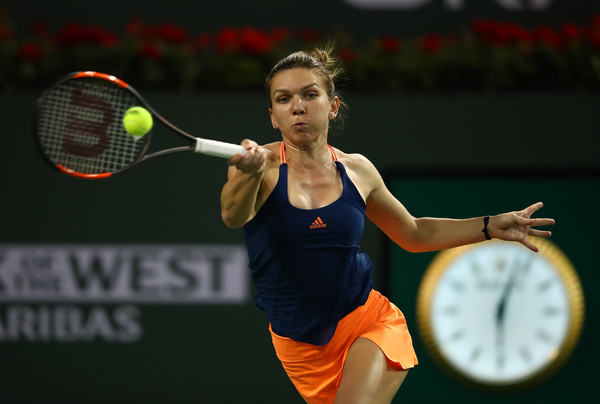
[269,289,418,403]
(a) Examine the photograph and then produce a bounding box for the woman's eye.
[306,92,318,99]
[278,96,290,103]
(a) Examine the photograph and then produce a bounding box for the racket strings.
[37,77,149,175]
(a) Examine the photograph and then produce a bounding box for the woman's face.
[269,68,339,145]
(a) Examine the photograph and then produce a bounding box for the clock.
[416,237,584,391]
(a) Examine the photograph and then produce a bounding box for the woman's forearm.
[220,170,263,228]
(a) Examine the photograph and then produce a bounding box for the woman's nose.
[292,96,306,115]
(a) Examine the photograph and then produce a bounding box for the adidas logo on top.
[309,217,327,229]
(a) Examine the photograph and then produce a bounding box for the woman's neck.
[283,139,333,170]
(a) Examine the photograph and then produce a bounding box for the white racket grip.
[194,138,246,158]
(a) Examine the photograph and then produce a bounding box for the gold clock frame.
[416,237,585,391]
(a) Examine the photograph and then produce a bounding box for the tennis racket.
[34,71,246,179]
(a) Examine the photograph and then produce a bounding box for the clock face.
[417,238,584,389]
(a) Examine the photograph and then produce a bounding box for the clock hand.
[494,254,533,357]
[494,254,528,367]
[496,253,533,327]
[494,268,516,368]
[495,265,518,329]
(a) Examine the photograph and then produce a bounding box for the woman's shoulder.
[262,141,281,162]
[333,147,377,173]
[332,147,382,201]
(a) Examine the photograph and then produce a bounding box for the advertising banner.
[0,244,248,343]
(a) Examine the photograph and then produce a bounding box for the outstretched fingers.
[520,237,540,253]
[493,202,555,252]
[531,217,556,228]
[528,228,553,238]
[521,201,545,218]
[518,202,555,230]
[516,203,555,251]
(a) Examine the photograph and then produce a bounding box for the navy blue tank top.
[243,143,373,345]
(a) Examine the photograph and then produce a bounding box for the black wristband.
[482,216,491,240]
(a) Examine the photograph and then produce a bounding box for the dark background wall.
[1,1,599,403]
[4,0,598,37]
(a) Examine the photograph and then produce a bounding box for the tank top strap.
[328,145,338,162]
[279,142,337,165]
[279,141,287,164]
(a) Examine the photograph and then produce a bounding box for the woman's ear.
[329,96,340,120]
[269,108,278,129]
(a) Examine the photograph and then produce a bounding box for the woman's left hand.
[489,202,555,252]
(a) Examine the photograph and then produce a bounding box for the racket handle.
[194,138,246,158]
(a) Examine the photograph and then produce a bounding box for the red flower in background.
[18,41,42,60]
[216,27,239,53]
[55,22,118,47]
[472,20,533,46]
[1,14,599,91]
[195,33,213,50]
[55,22,87,45]
[141,42,164,60]
[87,24,119,47]
[585,29,600,49]
[298,28,318,43]
[503,22,534,44]
[561,22,580,41]
[240,27,272,55]
[125,19,148,38]
[583,14,600,49]
[421,34,442,53]
[155,22,188,44]
[270,28,289,46]
[472,20,503,45]
[534,25,565,49]
[380,36,401,54]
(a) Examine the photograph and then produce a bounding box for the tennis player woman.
[220,45,554,404]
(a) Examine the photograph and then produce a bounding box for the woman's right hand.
[228,139,267,176]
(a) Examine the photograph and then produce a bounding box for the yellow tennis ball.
[123,106,153,137]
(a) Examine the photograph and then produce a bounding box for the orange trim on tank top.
[279,142,338,164]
